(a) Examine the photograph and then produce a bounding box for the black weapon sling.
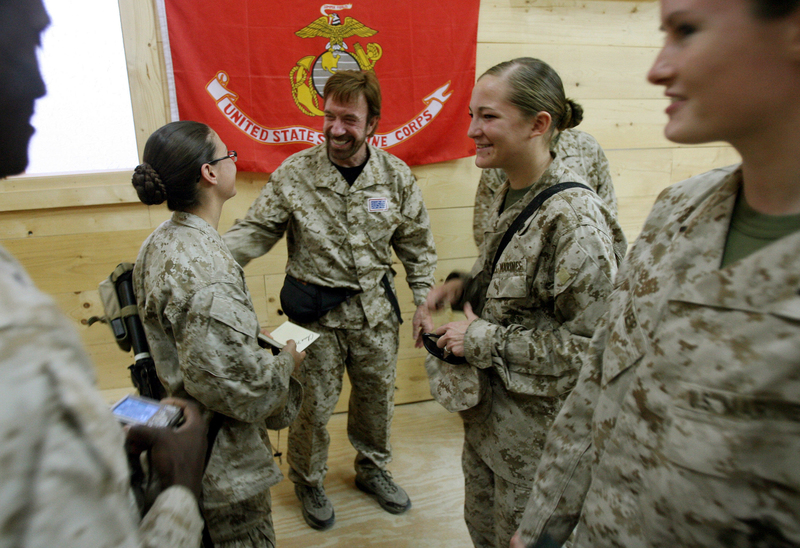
[491,182,592,274]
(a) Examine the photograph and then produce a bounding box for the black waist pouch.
[280,274,360,324]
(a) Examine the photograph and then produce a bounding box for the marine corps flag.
[157,1,480,173]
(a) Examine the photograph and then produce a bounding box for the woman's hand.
[282,339,306,375]
[425,278,465,312]
[433,302,479,358]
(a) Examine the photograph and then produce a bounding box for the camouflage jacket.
[223,143,437,329]
[519,165,800,547]
[473,129,618,247]
[134,212,295,505]
[459,155,627,485]
[0,245,203,547]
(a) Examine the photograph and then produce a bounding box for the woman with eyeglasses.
[131,120,304,548]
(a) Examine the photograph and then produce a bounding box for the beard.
[325,131,368,167]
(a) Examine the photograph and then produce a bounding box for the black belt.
[381,272,403,324]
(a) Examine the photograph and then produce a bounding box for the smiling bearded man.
[223,70,437,531]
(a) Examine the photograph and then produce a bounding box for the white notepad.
[258,321,319,352]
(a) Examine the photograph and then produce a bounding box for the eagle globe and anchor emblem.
[290,4,383,116]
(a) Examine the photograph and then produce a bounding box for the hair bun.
[131,162,167,206]
[561,99,584,130]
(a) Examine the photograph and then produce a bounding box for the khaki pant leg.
[495,474,532,548]
[463,439,496,548]
[203,490,275,548]
[344,321,399,472]
[287,323,346,486]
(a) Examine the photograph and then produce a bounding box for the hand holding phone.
[124,398,208,500]
[111,394,183,427]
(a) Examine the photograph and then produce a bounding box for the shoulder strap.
[491,182,592,274]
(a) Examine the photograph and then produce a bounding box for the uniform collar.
[671,227,800,313]
[171,210,217,237]
[668,167,741,277]
[666,167,800,313]
[495,154,569,222]
[315,143,377,195]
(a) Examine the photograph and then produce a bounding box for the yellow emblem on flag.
[290,4,383,116]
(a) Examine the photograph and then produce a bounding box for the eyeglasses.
[208,150,237,164]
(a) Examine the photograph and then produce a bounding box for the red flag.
[158,1,479,173]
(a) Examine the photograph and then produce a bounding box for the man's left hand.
[412,303,434,348]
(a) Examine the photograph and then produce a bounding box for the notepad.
[258,321,319,352]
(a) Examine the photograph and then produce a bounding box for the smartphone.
[111,394,183,428]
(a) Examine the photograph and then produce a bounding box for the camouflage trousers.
[202,489,275,548]
[288,320,399,486]
[463,439,532,548]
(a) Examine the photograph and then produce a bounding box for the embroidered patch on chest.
[496,261,523,273]
[368,198,389,212]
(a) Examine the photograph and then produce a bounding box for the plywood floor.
[269,400,471,547]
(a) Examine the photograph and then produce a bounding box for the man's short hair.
[323,70,381,122]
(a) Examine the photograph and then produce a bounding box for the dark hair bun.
[561,99,584,130]
[131,162,167,206]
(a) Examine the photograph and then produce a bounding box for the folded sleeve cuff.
[464,319,498,369]
[139,486,204,548]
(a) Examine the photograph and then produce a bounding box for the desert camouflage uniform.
[223,143,436,486]
[473,129,617,248]
[518,165,800,547]
[134,212,295,548]
[0,245,203,548]
[456,156,626,548]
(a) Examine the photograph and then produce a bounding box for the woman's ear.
[530,111,552,139]
[198,162,218,187]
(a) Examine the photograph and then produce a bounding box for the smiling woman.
[26,0,138,175]
[424,57,627,548]
[513,1,800,547]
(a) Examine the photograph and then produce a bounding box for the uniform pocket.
[654,383,800,545]
[764,295,800,322]
[305,222,346,249]
[486,274,528,299]
[664,382,800,487]
[367,224,394,245]
[208,293,259,339]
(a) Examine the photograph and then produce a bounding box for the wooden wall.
[2,0,739,408]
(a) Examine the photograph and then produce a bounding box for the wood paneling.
[0,172,136,212]
[478,43,662,100]
[478,1,661,47]
[3,229,154,294]
[118,0,170,157]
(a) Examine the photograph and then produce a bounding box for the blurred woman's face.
[467,75,536,171]
[647,0,798,147]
